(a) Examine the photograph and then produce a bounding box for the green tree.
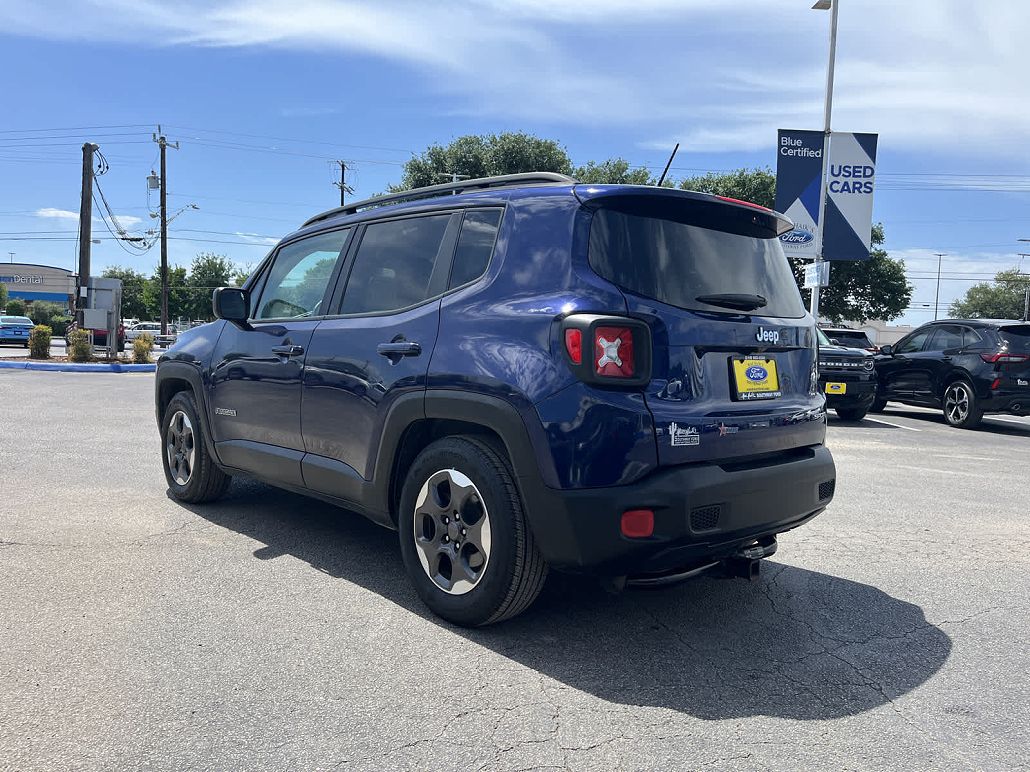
[185,253,235,320]
[573,158,654,185]
[679,168,912,323]
[6,298,26,316]
[950,269,1030,319]
[102,266,150,320]
[143,265,189,322]
[394,132,573,191]
[0,282,8,309]
[27,300,64,326]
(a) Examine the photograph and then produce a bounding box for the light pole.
[933,253,946,320]
[810,0,839,322]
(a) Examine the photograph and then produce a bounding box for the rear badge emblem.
[669,422,700,447]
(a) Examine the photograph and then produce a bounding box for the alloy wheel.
[944,383,970,424]
[413,469,492,595]
[166,410,196,486]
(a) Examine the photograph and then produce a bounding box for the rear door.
[208,228,350,486]
[587,202,823,466]
[300,211,462,502]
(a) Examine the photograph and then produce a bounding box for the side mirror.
[880,344,894,356]
[212,287,251,328]
[830,338,841,346]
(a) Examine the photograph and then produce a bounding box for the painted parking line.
[984,415,1030,427]
[862,416,922,432]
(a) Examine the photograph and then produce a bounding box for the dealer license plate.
[825,382,847,395]
[732,357,781,401]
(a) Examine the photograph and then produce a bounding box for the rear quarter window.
[589,209,805,318]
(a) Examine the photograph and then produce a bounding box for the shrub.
[67,329,92,362]
[28,325,52,359]
[133,333,154,364]
[49,316,71,337]
[6,298,26,316]
[28,300,65,327]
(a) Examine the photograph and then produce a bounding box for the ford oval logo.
[746,366,768,381]
[781,229,814,244]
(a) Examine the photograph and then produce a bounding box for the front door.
[209,228,350,486]
[880,328,932,400]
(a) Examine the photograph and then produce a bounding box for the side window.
[928,325,964,351]
[961,327,983,348]
[896,330,931,354]
[339,215,452,315]
[449,209,503,289]
[254,230,349,320]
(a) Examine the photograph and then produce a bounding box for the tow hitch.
[724,536,778,581]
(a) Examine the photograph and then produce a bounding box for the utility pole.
[933,253,946,320]
[153,126,179,335]
[333,160,354,206]
[76,142,99,322]
[810,0,839,323]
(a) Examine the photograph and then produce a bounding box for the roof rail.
[301,172,576,228]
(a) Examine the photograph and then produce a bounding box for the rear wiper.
[695,293,768,311]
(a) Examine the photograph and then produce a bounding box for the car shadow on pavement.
[879,407,1030,435]
[178,478,952,722]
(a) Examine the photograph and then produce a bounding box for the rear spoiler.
[573,184,793,239]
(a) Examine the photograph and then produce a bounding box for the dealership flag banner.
[774,129,878,261]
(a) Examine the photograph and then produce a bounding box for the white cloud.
[234,232,281,246]
[34,207,79,221]
[3,0,1029,157]
[33,208,142,229]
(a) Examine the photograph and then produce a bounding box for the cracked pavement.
[1,371,1028,770]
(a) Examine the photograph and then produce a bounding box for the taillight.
[564,329,582,364]
[981,352,1030,363]
[594,326,635,378]
[561,314,651,387]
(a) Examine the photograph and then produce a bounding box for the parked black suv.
[155,173,836,625]
[872,319,1030,428]
[817,328,876,421]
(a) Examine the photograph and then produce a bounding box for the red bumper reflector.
[621,509,654,538]
[564,328,582,364]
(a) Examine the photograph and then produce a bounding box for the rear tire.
[161,390,231,503]
[398,436,547,626]
[943,379,983,429]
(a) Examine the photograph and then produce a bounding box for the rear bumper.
[983,390,1030,415]
[519,444,835,576]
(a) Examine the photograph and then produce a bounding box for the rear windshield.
[589,209,806,318]
[999,325,1030,352]
[1,316,32,325]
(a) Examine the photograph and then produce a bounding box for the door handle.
[377,341,422,362]
[271,345,304,357]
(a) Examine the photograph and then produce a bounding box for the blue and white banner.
[774,129,878,261]
[823,131,878,261]
[774,129,823,260]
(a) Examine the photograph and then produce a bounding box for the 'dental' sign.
[774,129,878,261]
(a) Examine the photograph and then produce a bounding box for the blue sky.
[1,0,1028,324]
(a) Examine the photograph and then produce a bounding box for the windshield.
[589,209,806,318]
[829,330,872,346]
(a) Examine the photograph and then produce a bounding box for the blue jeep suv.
[155,173,835,625]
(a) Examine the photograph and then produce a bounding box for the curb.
[0,360,156,373]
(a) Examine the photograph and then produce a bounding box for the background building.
[0,263,74,307]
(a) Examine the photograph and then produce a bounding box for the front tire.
[943,380,983,429]
[835,403,869,422]
[869,397,887,413]
[161,390,231,502]
[398,436,547,626]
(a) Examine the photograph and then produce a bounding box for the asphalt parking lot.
[1,371,1027,771]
